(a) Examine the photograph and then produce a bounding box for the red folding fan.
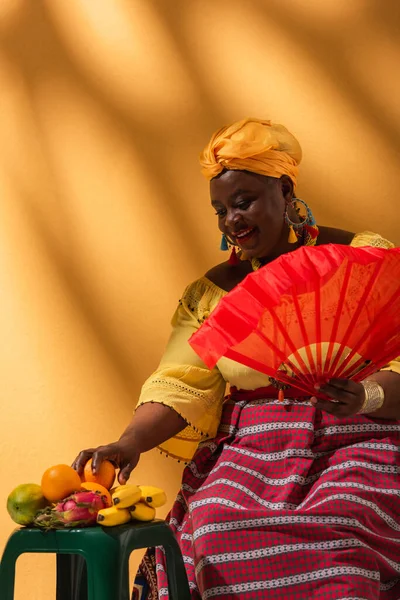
[189,244,400,398]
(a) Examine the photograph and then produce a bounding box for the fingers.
[318,378,361,398]
[118,463,133,485]
[72,448,95,476]
[310,397,349,417]
[318,384,352,402]
[311,379,365,416]
[73,443,140,482]
[73,445,117,476]
[118,452,140,484]
[92,445,116,475]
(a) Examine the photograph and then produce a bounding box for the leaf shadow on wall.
[252,0,400,153]
[1,0,399,396]
[0,0,225,394]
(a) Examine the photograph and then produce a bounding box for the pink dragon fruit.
[33,490,108,530]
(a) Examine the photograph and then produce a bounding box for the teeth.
[235,228,254,239]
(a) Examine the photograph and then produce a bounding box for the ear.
[279,175,294,202]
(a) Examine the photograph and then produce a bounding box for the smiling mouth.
[233,227,257,243]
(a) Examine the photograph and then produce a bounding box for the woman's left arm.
[311,371,400,419]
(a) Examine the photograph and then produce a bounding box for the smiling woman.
[211,170,297,260]
[74,118,400,600]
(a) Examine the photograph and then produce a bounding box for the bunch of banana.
[97,484,167,527]
[138,485,167,509]
[112,484,141,508]
[96,506,131,527]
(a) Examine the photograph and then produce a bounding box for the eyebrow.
[211,188,254,205]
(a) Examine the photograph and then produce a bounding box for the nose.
[224,207,241,230]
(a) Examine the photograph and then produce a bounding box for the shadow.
[196,560,241,600]
[367,1,400,44]
[299,161,399,245]
[0,0,226,388]
[56,554,87,600]
[251,0,400,154]
[1,0,399,391]
[2,165,145,391]
[0,0,223,268]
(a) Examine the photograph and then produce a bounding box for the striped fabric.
[134,392,400,599]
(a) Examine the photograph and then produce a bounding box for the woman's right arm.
[73,277,226,482]
[72,403,187,484]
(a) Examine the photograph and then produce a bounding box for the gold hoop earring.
[284,197,319,246]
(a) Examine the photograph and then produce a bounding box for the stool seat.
[0,520,191,600]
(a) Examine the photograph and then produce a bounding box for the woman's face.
[210,170,294,260]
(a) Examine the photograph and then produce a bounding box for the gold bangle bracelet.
[358,380,385,414]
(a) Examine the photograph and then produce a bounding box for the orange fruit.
[80,481,112,507]
[83,459,115,490]
[41,464,82,503]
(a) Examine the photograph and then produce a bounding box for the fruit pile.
[7,460,167,530]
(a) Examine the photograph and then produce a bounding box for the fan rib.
[328,260,383,377]
[315,279,322,384]
[325,261,353,375]
[291,290,317,375]
[253,327,309,382]
[267,306,311,382]
[335,283,400,379]
[225,347,313,396]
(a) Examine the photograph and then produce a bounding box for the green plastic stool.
[0,520,191,600]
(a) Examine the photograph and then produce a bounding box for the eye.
[236,199,253,210]
[214,208,227,217]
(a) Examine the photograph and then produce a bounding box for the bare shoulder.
[205,260,252,292]
[317,226,355,246]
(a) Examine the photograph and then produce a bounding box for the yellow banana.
[139,485,167,508]
[97,506,131,527]
[129,501,156,522]
[112,484,141,508]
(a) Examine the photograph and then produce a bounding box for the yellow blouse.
[136,232,400,461]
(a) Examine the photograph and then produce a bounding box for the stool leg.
[164,541,191,600]
[0,546,19,600]
[84,546,121,600]
[114,549,130,600]
[56,554,88,600]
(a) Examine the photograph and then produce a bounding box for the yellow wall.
[0,1,399,598]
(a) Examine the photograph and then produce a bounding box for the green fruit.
[7,483,49,526]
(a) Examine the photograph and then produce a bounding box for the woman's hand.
[72,403,188,485]
[72,438,141,485]
[310,378,365,417]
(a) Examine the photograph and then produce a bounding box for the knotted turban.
[199,118,302,188]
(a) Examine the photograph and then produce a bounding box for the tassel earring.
[220,234,229,251]
[228,246,240,265]
[287,225,298,244]
[220,232,240,265]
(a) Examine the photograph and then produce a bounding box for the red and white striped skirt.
[135,389,400,599]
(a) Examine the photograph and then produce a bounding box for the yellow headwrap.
[199,118,302,188]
